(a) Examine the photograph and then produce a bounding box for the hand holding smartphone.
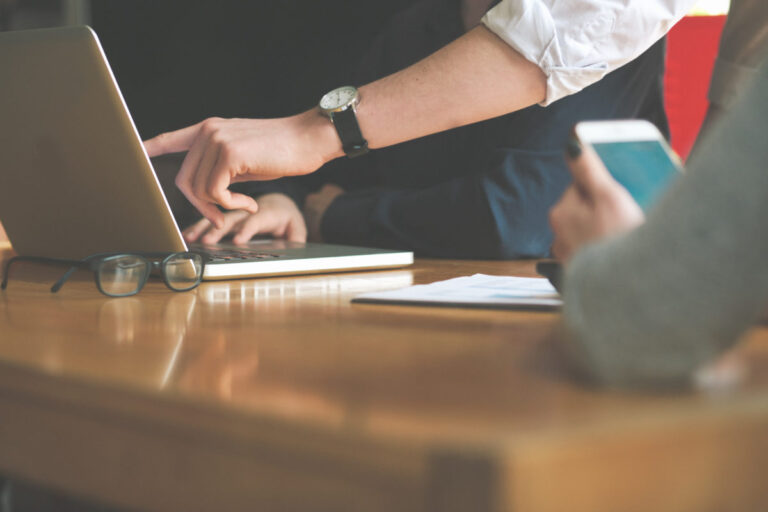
[574,120,682,211]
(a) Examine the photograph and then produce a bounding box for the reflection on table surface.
[3,249,768,446]
[4,248,768,511]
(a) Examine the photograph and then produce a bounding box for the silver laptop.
[0,26,413,280]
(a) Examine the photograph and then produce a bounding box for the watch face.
[319,86,358,111]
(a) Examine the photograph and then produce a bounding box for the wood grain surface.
[1,247,767,511]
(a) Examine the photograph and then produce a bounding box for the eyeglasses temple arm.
[50,266,80,293]
[50,259,94,293]
[0,257,17,290]
[1,256,80,290]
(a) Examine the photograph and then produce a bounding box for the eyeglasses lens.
[164,253,203,291]
[98,255,149,296]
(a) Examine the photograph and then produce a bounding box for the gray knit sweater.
[562,61,768,387]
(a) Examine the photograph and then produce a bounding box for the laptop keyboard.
[201,248,283,263]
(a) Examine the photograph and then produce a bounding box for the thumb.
[567,142,617,199]
[320,183,344,195]
[285,217,308,243]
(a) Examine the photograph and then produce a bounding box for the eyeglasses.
[1,252,205,297]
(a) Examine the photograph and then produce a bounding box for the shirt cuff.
[481,0,609,106]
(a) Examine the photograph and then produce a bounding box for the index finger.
[182,217,213,243]
[207,158,259,214]
[143,122,205,157]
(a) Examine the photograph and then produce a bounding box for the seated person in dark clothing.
[183,0,669,259]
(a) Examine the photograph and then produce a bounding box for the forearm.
[312,26,546,165]
[357,26,546,149]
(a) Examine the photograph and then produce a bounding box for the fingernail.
[566,138,582,159]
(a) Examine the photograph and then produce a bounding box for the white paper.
[353,274,561,309]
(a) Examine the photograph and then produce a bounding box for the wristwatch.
[318,85,369,158]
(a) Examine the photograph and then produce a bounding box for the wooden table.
[1,247,768,512]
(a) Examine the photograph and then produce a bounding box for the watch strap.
[331,108,369,158]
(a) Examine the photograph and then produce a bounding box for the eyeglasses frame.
[1,252,205,297]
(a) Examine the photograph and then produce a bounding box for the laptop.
[0,26,413,280]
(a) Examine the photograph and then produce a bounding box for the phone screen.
[592,140,680,211]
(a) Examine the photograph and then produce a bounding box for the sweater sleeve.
[562,66,768,387]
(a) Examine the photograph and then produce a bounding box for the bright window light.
[690,0,730,15]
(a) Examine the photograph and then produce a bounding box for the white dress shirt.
[482,0,697,105]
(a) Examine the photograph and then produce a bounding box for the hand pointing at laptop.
[143,26,551,229]
[143,111,344,229]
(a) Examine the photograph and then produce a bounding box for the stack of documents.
[353,274,561,310]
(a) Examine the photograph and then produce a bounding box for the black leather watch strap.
[331,108,369,158]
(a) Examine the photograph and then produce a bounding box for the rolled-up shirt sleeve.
[482,0,696,105]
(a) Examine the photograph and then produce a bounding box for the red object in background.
[664,15,727,160]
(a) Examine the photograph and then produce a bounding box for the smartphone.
[574,120,682,211]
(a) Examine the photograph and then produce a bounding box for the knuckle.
[200,117,222,135]
[174,174,189,191]
[220,142,243,164]
[192,182,208,200]
[211,129,231,147]
[218,143,234,160]
[209,187,228,204]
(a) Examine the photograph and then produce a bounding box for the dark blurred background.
[1,0,416,137]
